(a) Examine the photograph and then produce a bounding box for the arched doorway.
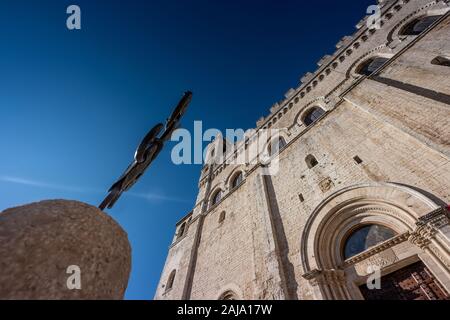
[300,183,450,300]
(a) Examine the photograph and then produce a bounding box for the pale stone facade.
[155,0,450,300]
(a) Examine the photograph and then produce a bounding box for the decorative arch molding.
[292,97,330,128]
[345,45,393,79]
[209,182,225,196]
[276,127,291,138]
[261,130,290,158]
[209,185,224,207]
[215,283,243,300]
[386,1,448,44]
[225,166,246,189]
[300,182,441,273]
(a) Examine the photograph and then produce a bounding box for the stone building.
[155,0,450,300]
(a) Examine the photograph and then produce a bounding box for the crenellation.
[256,0,450,130]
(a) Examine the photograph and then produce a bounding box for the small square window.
[353,156,363,164]
[219,211,226,223]
[299,194,305,202]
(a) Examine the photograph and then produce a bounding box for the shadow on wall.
[392,182,448,207]
[263,175,299,300]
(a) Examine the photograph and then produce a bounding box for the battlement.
[203,0,450,179]
[255,0,450,129]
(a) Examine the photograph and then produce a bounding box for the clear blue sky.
[0,0,375,299]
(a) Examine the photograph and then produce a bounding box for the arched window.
[357,57,389,76]
[343,224,397,259]
[431,56,450,67]
[303,107,325,126]
[219,290,237,300]
[268,137,287,156]
[211,189,222,206]
[219,211,226,223]
[166,270,176,291]
[400,15,441,36]
[231,172,243,189]
[305,154,318,169]
[177,222,186,239]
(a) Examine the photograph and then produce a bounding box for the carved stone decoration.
[409,207,450,249]
[323,269,346,285]
[0,200,131,299]
[302,268,347,299]
[302,269,323,286]
[417,207,450,230]
[408,229,433,249]
[428,244,450,270]
[302,269,346,286]
[319,177,334,193]
[354,248,399,276]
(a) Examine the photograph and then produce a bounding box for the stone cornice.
[417,206,450,229]
[409,206,450,249]
[302,269,346,285]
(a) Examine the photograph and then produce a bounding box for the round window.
[343,224,396,259]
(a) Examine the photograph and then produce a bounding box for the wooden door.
[359,261,449,300]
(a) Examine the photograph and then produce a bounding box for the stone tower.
[155,0,450,300]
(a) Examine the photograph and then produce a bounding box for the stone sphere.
[0,200,131,299]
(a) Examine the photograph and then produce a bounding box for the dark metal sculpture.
[99,91,192,210]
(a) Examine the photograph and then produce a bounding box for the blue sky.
[0,0,374,299]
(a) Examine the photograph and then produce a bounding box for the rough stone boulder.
[0,200,131,299]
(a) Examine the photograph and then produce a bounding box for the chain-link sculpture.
[99,91,192,210]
